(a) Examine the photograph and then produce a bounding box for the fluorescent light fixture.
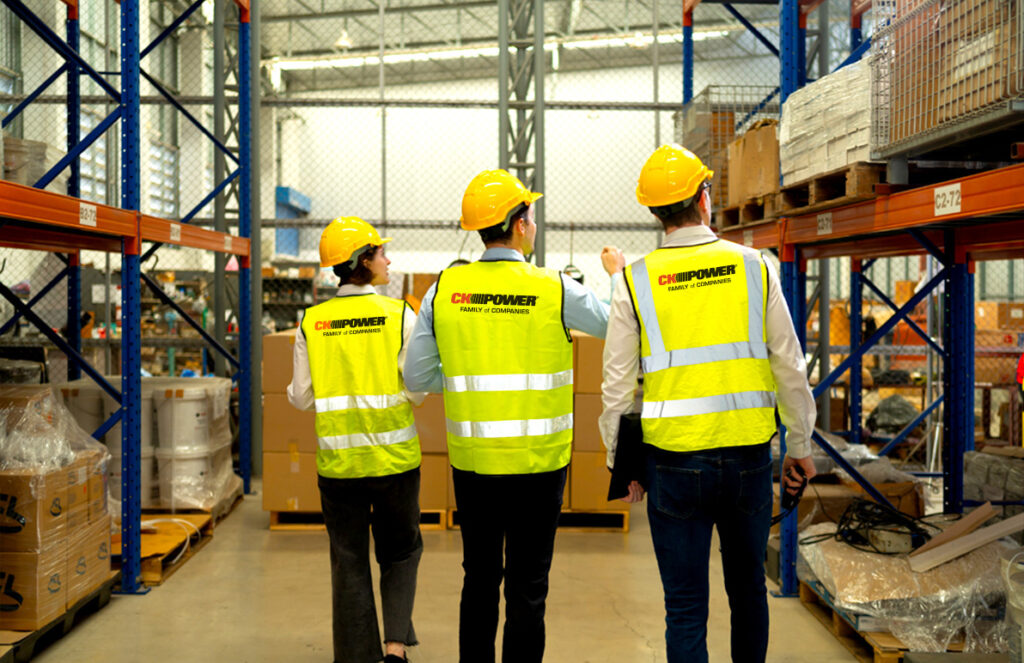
[335,29,353,49]
[266,29,732,74]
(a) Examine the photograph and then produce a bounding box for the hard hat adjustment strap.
[344,244,372,269]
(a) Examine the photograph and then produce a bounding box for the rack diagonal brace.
[140,272,240,368]
[139,69,239,164]
[35,106,123,190]
[861,275,946,357]
[811,430,896,508]
[2,63,68,128]
[722,3,780,56]
[0,266,69,335]
[876,395,944,457]
[141,0,205,60]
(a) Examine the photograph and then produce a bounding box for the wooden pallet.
[716,193,778,230]
[142,481,244,531]
[446,509,630,533]
[0,571,119,663]
[778,162,885,217]
[268,509,449,532]
[111,513,214,586]
[798,581,964,663]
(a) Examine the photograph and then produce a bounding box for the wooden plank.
[910,512,1024,573]
[909,502,995,558]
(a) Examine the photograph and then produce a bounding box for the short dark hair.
[479,203,529,244]
[651,180,708,229]
[332,244,380,285]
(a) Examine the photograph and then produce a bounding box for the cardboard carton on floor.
[420,454,449,511]
[263,451,321,513]
[0,468,68,552]
[413,394,447,454]
[262,329,298,394]
[66,516,111,608]
[262,393,317,454]
[570,451,626,512]
[572,332,604,395]
[573,394,605,453]
[0,541,68,630]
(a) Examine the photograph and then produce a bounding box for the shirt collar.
[335,283,378,297]
[661,223,719,248]
[480,247,526,262]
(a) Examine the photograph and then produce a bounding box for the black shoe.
[383,656,408,663]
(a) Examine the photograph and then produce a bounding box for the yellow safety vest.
[624,240,777,452]
[300,293,420,478]
[433,260,573,474]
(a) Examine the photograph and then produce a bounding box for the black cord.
[798,497,943,555]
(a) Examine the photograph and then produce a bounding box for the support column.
[66,6,81,380]
[943,231,972,513]
[778,244,803,597]
[780,0,802,102]
[238,5,253,495]
[249,0,263,479]
[850,259,863,444]
[683,10,693,104]
[213,1,227,377]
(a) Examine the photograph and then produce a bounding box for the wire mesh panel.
[870,0,1023,154]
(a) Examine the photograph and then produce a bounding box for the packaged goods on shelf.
[780,60,874,184]
[155,442,237,511]
[1,135,69,194]
[726,119,780,206]
[0,358,44,385]
[799,521,1012,652]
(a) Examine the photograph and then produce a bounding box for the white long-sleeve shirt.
[287,284,426,411]
[598,224,816,467]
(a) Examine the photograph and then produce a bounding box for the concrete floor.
[34,481,853,663]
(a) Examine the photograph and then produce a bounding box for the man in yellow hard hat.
[599,145,817,663]
[404,169,611,663]
[288,217,424,663]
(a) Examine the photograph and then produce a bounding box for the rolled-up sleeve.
[403,283,445,393]
[763,259,817,459]
[561,274,611,338]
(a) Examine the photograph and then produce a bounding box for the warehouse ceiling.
[258,0,791,93]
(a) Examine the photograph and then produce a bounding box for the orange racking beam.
[139,215,251,256]
[0,181,137,238]
[0,226,121,253]
[718,221,781,251]
[800,230,943,260]
[784,163,1024,246]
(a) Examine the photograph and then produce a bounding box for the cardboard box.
[569,451,625,512]
[66,516,110,608]
[87,454,108,522]
[64,455,90,512]
[262,451,321,513]
[573,394,605,452]
[573,332,604,395]
[975,302,1024,331]
[0,468,68,552]
[0,543,68,630]
[66,504,89,532]
[413,394,447,454]
[262,393,317,454]
[411,273,439,302]
[726,119,780,206]
[420,453,449,510]
[262,329,298,394]
[771,480,924,533]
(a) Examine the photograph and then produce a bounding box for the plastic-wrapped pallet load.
[0,387,111,630]
[779,60,874,185]
[1,134,69,194]
[151,377,238,510]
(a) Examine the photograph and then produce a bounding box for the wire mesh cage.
[673,85,780,210]
[870,0,1024,155]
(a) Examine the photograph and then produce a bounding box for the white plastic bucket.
[58,379,109,439]
[109,447,157,507]
[155,443,230,509]
[153,386,211,451]
[102,382,155,456]
[1004,550,1024,663]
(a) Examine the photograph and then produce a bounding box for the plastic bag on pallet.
[798,521,1013,653]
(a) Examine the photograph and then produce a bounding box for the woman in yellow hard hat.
[287,216,424,663]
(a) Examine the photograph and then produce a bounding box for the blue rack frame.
[0,0,253,595]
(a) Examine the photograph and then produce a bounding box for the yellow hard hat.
[318,216,391,269]
[460,169,543,231]
[636,144,714,208]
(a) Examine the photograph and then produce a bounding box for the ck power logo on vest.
[659,264,737,292]
[450,292,538,315]
[314,316,387,337]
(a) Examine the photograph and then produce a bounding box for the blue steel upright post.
[943,231,972,513]
[780,0,802,101]
[238,3,253,494]
[66,2,81,380]
[683,9,693,104]
[119,0,145,594]
[849,259,863,444]
[777,243,803,596]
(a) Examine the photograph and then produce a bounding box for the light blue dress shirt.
[403,247,611,393]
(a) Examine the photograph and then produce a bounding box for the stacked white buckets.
[58,377,233,510]
[1006,549,1024,663]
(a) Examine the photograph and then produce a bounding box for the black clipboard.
[607,413,648,501]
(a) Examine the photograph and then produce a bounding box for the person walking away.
[288,216,424,663]
[599,145,818,663]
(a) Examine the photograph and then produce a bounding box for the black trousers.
[452,466,567,663]
[318,468,423,663]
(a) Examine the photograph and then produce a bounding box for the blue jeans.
[646,442,773,663]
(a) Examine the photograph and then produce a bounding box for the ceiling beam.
[263,0,493,23]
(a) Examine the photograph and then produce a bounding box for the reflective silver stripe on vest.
[642,390,776,419]
[743,252,765,343]
[642,340,769,374]
[315,393,406,413]
[318,423,418,450]
[446,413,573,439]
[630,259,666,356]
[443,369,573,393]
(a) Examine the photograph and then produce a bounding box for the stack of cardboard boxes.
[974,301,1024,385]
[0,451,111,631]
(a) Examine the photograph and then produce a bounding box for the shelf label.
[224,235,233,252]
[79,203,97,227]
[816,212,833,236]
[169,223,181,242]
[743,230,754,247]
[934,183,962,217]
